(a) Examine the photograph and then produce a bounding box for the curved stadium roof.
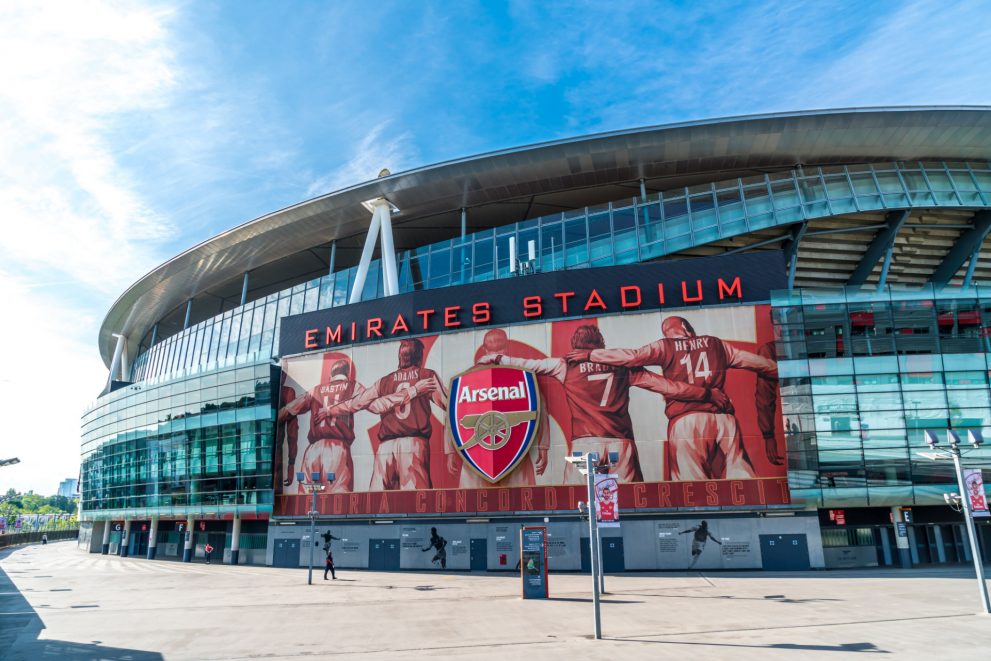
[100,106,991,367]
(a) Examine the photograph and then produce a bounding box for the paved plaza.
[1,541,990,660]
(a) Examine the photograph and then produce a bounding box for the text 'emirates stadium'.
[79,107,991,572]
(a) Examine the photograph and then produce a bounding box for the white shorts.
[299,438,354,493]
[667,413,755,481]
[564,437,641,484]
[369,437,431,491]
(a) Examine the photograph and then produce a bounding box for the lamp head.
[326,472,336,483]
[967,429,984,448]
[311,472,321,483]
[296,471,306,483]
[947,429,962,449]
[923,430,940,449]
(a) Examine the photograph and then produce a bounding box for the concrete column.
[230,517,242,565]
[119,519,131,558]
[107,333,127,390]
[240,272,250,306]
[100,520,111,555]
[376,202,399,296]
[147,516,159,560]
[183,516,195,562]
[891,506,912,568]
[349,210,382,304]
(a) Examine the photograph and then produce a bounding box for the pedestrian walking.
[204,542,214,564]
[324,549,336,580]
[41,533,48,545]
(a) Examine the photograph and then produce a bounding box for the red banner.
[276,477,791,517]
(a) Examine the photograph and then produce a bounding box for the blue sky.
[1,0,990,494]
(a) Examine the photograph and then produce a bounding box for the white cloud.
[0,1,177,295]
[791,1,991,108]
[0,1,181,493]
[0,272,106,495]
[305,121,418,198]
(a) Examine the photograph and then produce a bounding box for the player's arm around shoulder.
[724,341,777,377]
[586,340,663,367]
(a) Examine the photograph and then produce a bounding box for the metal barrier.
[0,530,79,549]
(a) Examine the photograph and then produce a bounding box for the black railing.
[0,530,79,549]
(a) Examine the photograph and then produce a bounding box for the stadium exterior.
[79,107,991,572]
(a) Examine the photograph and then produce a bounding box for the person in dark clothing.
[324,549,336,580]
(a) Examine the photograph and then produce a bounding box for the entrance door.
[759,534,810,571]
[369,539,400,571]
[470,538,487,571]
[207,532,226,562]
[912,525,938,564]
[601,537,625,573]
[130,531,149,557]
[273,538,301,568]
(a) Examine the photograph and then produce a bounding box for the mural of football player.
[680,520,721,569]
[482,324,730,483]
[323,338,447,491]
[422,527,448,569]
[279,358,362,493]
[756,338,783,466]
[274,371,299,491]
[447,328,552,487]
[567,315,777,481]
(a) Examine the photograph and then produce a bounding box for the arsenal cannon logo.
[448,366,541,483]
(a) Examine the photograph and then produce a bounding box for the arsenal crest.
[448,366,541,483]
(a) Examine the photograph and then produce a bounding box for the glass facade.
[773,285,991,509]
[129,160,991,385]
[80,362,275,519]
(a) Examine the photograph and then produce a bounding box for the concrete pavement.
[1,541,990,659]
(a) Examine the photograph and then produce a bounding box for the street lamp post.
[567,451,603,640]
[922,429,991,614]
[297,471,335,586]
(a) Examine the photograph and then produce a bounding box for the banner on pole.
[965,468,989,518]
[594,473,620,528]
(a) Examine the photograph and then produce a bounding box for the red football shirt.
[306,379,357,443]
[375,367,438,441]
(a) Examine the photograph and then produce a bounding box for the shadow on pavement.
[0,547,164,661]
[546,596,643,604]
[610,637,887,653]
